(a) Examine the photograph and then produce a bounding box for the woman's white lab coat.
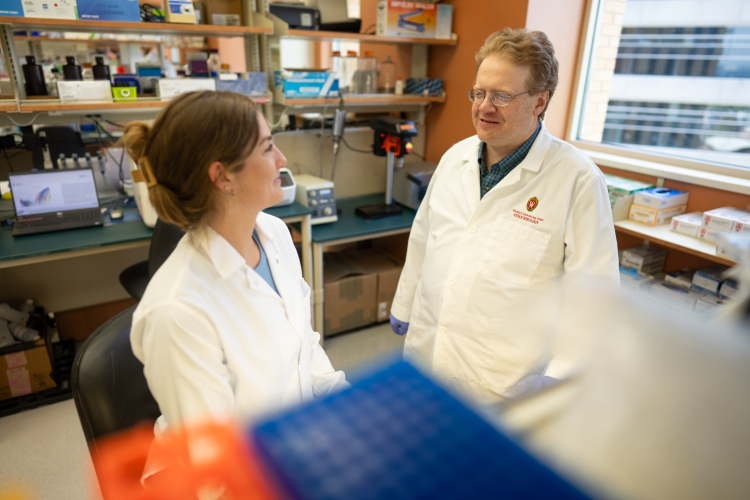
[131,212,348,435]
[391,124,619,404]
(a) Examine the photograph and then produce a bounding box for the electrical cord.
[341,136,371,154]
[362,24,376,34]
[93,119,126,193]
[1,148,15,172]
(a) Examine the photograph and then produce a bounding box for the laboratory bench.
[311,193,416,338]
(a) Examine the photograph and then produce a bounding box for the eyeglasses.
[467,89,529,107]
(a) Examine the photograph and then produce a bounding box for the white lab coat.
[391,124,619,404]
[131,213,348,436]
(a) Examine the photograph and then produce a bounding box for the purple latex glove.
[389,313,409,336]
[534,376,558,391]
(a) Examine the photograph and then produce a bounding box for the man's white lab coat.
[391,123,619,404]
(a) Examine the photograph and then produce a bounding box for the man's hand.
[389,314,409,336]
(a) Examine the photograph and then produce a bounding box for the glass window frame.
[566,0,750,184]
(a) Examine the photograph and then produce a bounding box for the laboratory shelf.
[0,99,18,112]
[281,29,457,45]
[0,17,273,37]
[614,219,735,266]
[14,35,164,46]
[10,94,272,114]
[281,94,445,106]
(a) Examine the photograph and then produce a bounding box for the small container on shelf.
[23,56,47,97]
[395,76,404,95]
[63,56,82,81]
[93,56,111,82]
[670,212,703,237]
[380,55,396,93]
[81,63,94,81]
[357,51,378,94]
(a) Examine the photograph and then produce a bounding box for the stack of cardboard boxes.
[323,249,404,336]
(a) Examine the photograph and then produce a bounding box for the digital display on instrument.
[280,171,294,187]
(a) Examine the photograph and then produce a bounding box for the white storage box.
[619,266,654,289]
[698,226,723,244]
[691,265,729,295]
[720,278,739,300]
[157,78,216,99]
[695,294,729,314]
[702,206,750,232]
[640,279,706,312]
[621,244,668,274]
[57,81,113,102]
[731,216,750,234]
[629,203,687,226]
[664,268,695,290]
[670,212,703,237]
[633,187,690,210]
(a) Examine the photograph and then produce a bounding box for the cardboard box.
[323,253,378,336]
[619,266,654,290]
[0,340,56,402]
[640,279,706,312]
[695,294,729,314]
[203,0,243,25]
[0,0,24,16]
[719,278,739,300]
[57,80,113,102]
[157,78,216,99]
[629,203,687,226]
[604,174,655,205]
[702,206,750,232]
[698,226,723,244]
[691,265,729,295]
[323,249,404,335]
[732,216,750,234]
[670,212,703,237]
[274,71,339,98]
[19,0,77,18]
[76,0,141,21]
[377,1,453,39]
[621,244,667,274]
[633,187,689,210]
[664,268,695,290]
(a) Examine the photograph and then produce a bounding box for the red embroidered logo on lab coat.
[526,197,539,212]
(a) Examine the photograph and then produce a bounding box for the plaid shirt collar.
[478,122,541,199]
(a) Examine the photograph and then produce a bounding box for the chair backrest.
[71,306,161,450]
[148,219,185,277]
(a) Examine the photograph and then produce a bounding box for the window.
[571,0,750,172]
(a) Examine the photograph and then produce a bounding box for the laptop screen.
[9,168,99,217]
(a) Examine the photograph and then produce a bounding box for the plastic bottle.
[0,303,29,324]
[58,153,66,169]
[220,63,231,75]
[48,68,61,96]
[357,51,377,94]
[93,56,111,81]
[72,153,80,168]
[0,321,16,348]
[18,299,34,314]
[380,55,396,93]
[63,56,82,81]
[207,49,222,78]
[9,322,40,342]
[395,76,404,95]
[22,55,47,96]
[81,62,94,81]
[339,50,358,94]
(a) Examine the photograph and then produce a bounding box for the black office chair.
[119,219,185,300]
[71,306,161,462]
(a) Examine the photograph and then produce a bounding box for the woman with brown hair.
[123,91,348,476]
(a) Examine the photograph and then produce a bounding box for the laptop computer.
[9,168,104,237]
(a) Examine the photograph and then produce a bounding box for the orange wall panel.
[425,0,530,162]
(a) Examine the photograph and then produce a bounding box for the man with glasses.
[389,28,618,405]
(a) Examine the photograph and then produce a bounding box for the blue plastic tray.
[251,362,593,500]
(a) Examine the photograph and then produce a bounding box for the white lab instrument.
[294,174,337,224]
[272,168,296,208]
